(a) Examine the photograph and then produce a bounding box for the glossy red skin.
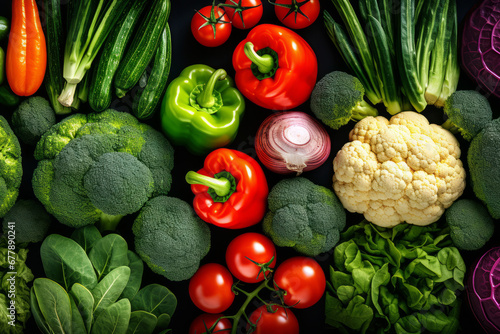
[191,148,269,229]
[191,5,232,47]
[273,256,326,309]
[273,0,320,29]
[232,24,318,110]
[189,313,232,333]
[247,305,299,333]
[224,0,263,29]
[189,263,235,313]
[226,233,276,283]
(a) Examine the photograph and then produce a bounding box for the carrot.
[6,0,47,96]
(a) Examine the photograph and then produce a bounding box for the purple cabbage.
[461,0,500,98]
[467,247,500,333]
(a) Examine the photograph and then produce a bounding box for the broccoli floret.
[11,96,56,146]
[2,199,51,245]
[442,90,492,141]
[262,177,346,256]
[132,196,211,281]
[468,118,500,219]
[31,109,174,229]
[446,199,494,251]
[310,71,378,130]
[84,152,154,230]
[0,116,22,218]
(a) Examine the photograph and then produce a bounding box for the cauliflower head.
[333,112,466,227]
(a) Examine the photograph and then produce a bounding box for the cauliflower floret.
[332,111,466,227]
[349,116,390,144]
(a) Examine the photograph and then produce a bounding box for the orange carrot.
[6,0,47,96]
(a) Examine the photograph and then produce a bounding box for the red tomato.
[189,313,232,334]
[247,304,299,333]
[273,256,326,309]
[225,233,276,283]
[222,0,263,29]
[189,263,235,313]
[191,4,232,47]
[271,0,320,29]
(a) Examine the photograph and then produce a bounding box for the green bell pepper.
[160,64,245,155]
[0,17,8,42]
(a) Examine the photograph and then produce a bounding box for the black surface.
[3,0,499,333]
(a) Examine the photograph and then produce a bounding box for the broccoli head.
[0,116,22,218]
[31,109,174,230]
[446,199,494,251]
[263,177,346,256]
[442,90,492,141]
[11,96,56,145]
[310,71,378,130]
[468,118,500,219]
[2,199,51,245]
[132,196,211,281]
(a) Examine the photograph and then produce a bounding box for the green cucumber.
[88,0,148,112]
[0,85,21,107]
[0,16,8,42]
[132,25,172,120]
[114,0,170,98]
[42,0,71,115]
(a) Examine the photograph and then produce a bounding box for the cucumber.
[132,24,172,120]
[42,0,71,115]
[114,0,170,99]
[88,0,148,112]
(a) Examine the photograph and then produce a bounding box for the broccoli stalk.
[99,212,124,232]
[310,71,378,130]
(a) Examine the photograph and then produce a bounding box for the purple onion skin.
[467,246,500,333]
[255,111,331,175]
[461,0,500,98]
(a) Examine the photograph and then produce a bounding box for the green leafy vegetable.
[32,230,176,333]
[325,220,465,334]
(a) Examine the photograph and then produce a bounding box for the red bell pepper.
[186,148,269,229]
[232,23,318,110]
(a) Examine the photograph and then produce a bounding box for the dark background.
[3,0,499,333]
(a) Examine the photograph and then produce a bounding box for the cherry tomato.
[189,313,232,334]
[271,0,320,29]
[189,263,235,313]
[222,0,263,30]
[226,233,276,283]
[273,256,326,309]
[191,4,232,47]
[247,304,299,333]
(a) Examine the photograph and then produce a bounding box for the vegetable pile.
[0,0,499,333]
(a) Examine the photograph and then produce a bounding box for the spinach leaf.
[32,278,73,334]
[70,283,95,333]
[89,234,129,280]
[30,287,52,334]
[70,294,87,334]
[40,234,97,291]
[91,266,131,318]
[130,284,177,319]
[72,226,102,253]
[120,251,144,301]
[126,310,157,334]
[91,299,131,334]
[156,313,172,331]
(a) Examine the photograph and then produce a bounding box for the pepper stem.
[186,171,231,197]
[196,69,227,108]
[244,42,275,74]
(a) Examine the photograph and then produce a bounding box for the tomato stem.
[229,279,270,334]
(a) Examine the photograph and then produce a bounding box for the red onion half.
[255,111,331,175]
